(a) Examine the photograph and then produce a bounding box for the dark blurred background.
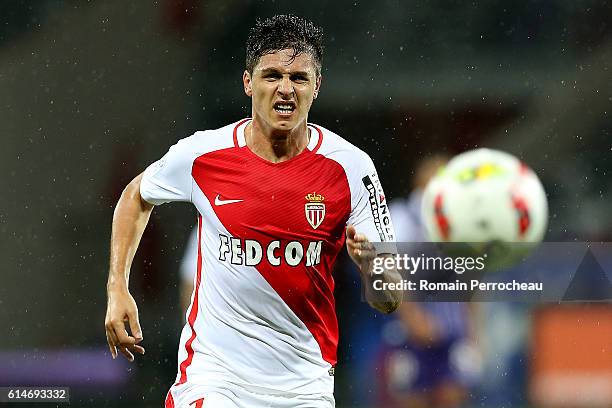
[1,1,611,407]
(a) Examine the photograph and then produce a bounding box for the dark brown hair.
[245,15,324,76]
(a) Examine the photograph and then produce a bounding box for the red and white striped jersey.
[140,119,395,395]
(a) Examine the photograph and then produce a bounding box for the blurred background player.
[179,226,198,321]
[389,155,448,243]
[376,155,483,408]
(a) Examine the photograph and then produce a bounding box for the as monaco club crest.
[305,192,325,229]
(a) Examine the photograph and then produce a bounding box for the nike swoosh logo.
[214,194,244,206]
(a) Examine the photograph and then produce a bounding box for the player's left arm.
[346,225,402,313]
[345,153,402,313]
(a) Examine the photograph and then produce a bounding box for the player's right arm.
[105,134,198,361]
[105,173,151,362]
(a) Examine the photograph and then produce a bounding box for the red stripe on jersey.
[190,398,205,407]
[233,118,251,147]
[310,125,324,153]
[192,145,350,365]
[177,215,204,384]
[164,390,175,408]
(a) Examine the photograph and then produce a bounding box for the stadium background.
[1,1,610,407]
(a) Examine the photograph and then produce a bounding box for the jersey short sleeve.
[347,155,396,245]
[140,137,195,205]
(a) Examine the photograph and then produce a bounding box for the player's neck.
[245,120,310,163]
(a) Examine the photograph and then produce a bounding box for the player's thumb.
[128,311,143,341]
[346,225,356,240]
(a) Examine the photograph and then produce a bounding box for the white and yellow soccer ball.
[421,148,548,254]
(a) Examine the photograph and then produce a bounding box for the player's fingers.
[105,321,118,345]
[107,325,123,354]
[111,319,136,346]
[133,344,146,355]
[105,331,117,359]
[126,310,143,341]
[346,225,356,240]
[118,346,135,362]
[354,233,368,242]
[348,238,370,255]
[346,239,359,250]
[346,243,361,257]
[109,344,117,359]
[354,243,376,259]
[346,240,357,252]
[347,240,372,253]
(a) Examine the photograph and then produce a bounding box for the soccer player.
[178,226,199,320]
[380,155,481,408]
[105,15,401,408]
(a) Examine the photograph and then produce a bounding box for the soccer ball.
[421,148,548,267]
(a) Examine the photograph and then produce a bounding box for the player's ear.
[313,75,322,100]
[243,70,253,97]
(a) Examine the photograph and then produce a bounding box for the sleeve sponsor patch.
[362,174,394,241]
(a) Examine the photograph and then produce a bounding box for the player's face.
[243,49,321,133]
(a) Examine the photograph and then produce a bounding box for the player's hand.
[346,225,376,273]
[105,288,145,362]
